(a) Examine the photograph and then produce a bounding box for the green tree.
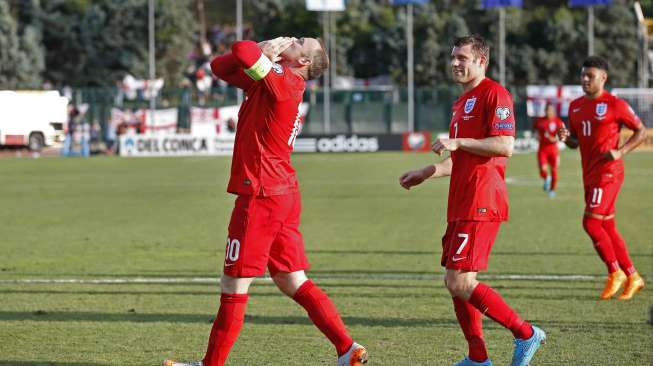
[39,0,194,87]
[0,0,22,88]
[0,0,45,89]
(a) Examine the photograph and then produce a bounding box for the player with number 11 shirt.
[559,56,647,301]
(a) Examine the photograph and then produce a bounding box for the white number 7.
[455,233,469,255]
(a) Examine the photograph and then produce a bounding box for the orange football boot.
[617,272,645,300]
[599,270,626,300]
[337,343,368,366]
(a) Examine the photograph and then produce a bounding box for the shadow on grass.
[0,311,644,331]
[0,310,456,328]
[0,362,109,366]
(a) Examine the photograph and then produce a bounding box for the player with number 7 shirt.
[163,36,367,366]
[399,34,545,366]
[557,56,647,301]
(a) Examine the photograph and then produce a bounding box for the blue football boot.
[453,356,492,366]
[510,325,546,366]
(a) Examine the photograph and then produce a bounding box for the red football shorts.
[441,221,501,271]
[584,171,624,216]
[223,192,310,277]
[537,145,559,169]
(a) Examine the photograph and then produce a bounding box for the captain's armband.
[244,54,273,80]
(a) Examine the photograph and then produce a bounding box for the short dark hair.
[582,56,609,73]
[307,38,329,80]
[453,34,490,62]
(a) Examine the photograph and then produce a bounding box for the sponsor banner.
[402,131,431,152]
[119,134,235,157]
[621,128,653,151]
[294,134,404,153]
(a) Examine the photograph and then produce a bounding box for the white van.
[0,90,68,150]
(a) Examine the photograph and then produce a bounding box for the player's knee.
[444,276,467,297]
[220,274,253,294]
[273,271,308,297]
[582,215,609,242]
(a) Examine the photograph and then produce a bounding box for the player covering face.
[557,56,647,300]
[400,34,545,366]
[163,36,367,366]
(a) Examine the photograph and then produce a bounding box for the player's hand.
[431,138,459,155]
[399,169,428,190]
[557,127,570,142]
[604,149,623,161]
[258,37,293,62]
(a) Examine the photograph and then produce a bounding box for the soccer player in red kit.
[532,103,564,197]
[163,37,367,366]
[399,35,545,366]
[558,56,647,300]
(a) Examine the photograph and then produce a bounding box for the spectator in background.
[62,103,80,156]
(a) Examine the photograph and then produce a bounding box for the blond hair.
[307,38,329,80]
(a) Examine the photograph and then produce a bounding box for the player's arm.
[613,124,646,158]
[432,135,514,158]
[399,157,452,190]
[557,125,578,149]
[210,53,254,90]
[605,100,648,160]
[231,38,296,100]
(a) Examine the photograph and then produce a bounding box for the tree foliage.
[0,0,647,88]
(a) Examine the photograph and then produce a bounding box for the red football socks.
[550,168,558,191]
[293,280,353,356]
[583,216,620,273]
[602,218,636,275]
[453,296,488,362]
[468,283,533,340]
[539,168,547,179]
[203,293,249,366]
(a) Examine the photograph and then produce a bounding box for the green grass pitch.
[0,151,651,365]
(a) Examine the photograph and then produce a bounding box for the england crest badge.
[464,97,476,114]
[595,103,607,119]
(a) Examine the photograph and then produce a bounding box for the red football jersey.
[533,117,564,148]
[212,42,305,196]
[568,91,642,186]
[447,78,516,222]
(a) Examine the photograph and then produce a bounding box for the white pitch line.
[0,273,606,285]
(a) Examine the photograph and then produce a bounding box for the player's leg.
[601,217,645,300]
[443,221,545,366]
[547,151,559,197]
[536,149,550,192]
[201,276,253,366]
[202,195,278,366]
[269,192,366,365]
[594,177,645,299]
[441,222,489,365]
[584,182,628,299]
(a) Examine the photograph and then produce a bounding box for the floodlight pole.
[635,1,648,88]
[588,6,594,56]
[323,11,331,133]
[148,0,156,126]
[499,7,506,86]
[236,0,244,105]
[407,3,414,133]
[330,11,337,90]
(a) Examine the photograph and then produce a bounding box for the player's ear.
[298,57,312,67]
[477,55,488,68]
